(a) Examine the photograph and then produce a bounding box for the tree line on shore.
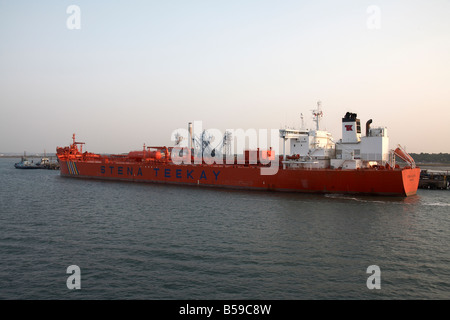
[409,153,450,164]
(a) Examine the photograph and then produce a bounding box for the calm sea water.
[0,158,449,300]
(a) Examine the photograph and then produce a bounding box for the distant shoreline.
[416,163,450,167]
[0,155,449,167]
[0,155,57,158]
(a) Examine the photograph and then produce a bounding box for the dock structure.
[419,170,449,190]
[40,162,60,170]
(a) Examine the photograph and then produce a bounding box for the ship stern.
[402,167,421,196]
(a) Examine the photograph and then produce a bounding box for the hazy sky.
[1,0,449,154]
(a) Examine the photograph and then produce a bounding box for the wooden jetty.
[419,170,449,190]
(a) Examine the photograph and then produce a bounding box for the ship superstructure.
[280,102,415,172]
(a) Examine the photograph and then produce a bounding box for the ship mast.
[312,101,323,131]
[72,133,85,153]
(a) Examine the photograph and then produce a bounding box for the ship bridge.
[279,102,336,169]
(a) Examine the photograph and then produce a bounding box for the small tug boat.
[14,155,40,169]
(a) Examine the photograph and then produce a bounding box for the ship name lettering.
[99,165,141,176]
[99,166,221,181]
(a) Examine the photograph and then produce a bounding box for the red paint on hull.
[58,159,420,197]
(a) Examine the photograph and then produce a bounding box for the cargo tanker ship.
[56,105,420,197]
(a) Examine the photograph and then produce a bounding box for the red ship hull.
[58,159,420,197]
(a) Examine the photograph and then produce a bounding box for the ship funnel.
[342,112,361,143]
[366,119,373,136]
